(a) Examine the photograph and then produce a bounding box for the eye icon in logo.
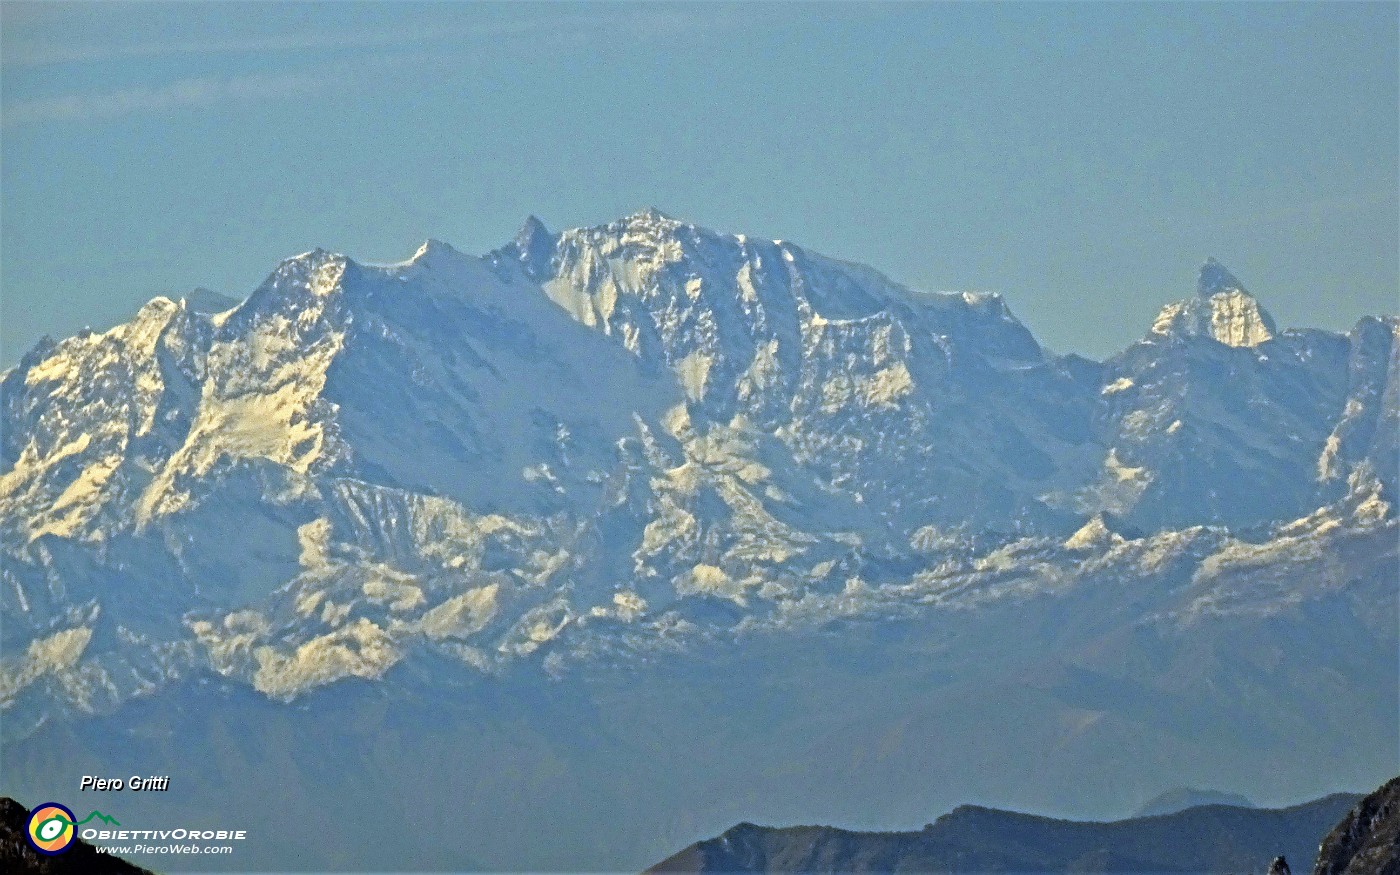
[26,802,76,855]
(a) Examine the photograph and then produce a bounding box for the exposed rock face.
[1314,776,1400,875]
[3,215,1394,721]
[1150,258,1277,348]
[1,214,1395,870]
[1273,855,1295,875]
[0,797,150,874]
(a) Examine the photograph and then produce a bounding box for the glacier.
[0,211,1394,870]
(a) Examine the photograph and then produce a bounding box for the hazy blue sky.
[2,2,1396,366]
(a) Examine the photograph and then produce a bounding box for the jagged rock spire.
[1197,257,1247,297]
[1150,259,1277,347]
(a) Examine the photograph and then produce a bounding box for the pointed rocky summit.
[1150,258,1277,347]
[1198,257,1248,297]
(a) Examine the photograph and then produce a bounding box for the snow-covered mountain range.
[1,211,1394,870]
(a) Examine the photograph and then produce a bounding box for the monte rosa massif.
[1,211,1394,871]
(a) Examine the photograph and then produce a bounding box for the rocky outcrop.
[0,797,150,874]
[1314,776,1400,875]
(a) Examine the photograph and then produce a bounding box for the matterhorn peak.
[1149,259,1277,348]
[1197,257,1247,297]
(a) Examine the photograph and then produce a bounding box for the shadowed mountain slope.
[649,794,1362,874]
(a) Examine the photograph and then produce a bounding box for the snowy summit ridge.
[0,211,1395,717]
